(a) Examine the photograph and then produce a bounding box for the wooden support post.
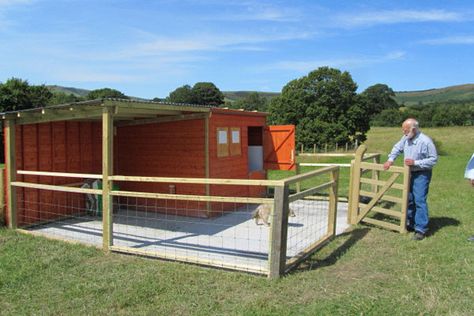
[335,143,338,152]
[295,163,301,193]
[313,144,316,153]
[204,115,210,215]
[300,144,303,154]
[325,143,328,153]
[5,120,16,229]
[268,184,289,279]
[102,107,114,251]
[327,168,339,236]
[349,145,367,225]
[400,166,411,233]
[345,143,348,152]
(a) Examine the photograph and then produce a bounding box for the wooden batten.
[205,114,210,214]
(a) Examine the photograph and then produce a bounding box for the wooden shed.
[2,99,295,227]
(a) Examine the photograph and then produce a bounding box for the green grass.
[1,126,474,315]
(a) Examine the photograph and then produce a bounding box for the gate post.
[268,183,290,279]
[349,145,367,225]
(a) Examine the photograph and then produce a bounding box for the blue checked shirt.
[388,131,438,172]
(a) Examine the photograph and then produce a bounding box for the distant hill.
[394,84,474,106]
[223,91,280,103]
[47,85,91,97]
[45,84,474,106]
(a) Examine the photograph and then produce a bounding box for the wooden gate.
[348,145,410,233]
[263,125,295,171]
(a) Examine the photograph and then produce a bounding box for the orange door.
[263,125,295,171]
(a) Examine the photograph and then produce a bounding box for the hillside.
[47,85,91,97]
[45,84,474,106]
[394,84,474,106]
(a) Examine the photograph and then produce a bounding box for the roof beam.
[103,99,211,113]
[116,112,207,127]
[15,108,104,125]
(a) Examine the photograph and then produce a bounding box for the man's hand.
[404,159,415,166]
[383,161,393,170]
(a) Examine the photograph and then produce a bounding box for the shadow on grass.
[293,227,370,272]
[427,216,460,237]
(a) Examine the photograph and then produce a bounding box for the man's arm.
[384,137,406,170]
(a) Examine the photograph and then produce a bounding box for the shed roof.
[0,98,266,126]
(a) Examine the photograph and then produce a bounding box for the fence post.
[300,144,304,154]
[268,183,290,279]
[313,144,316,153]
[102,107,114,251]
[349,145,367,224]
[5,119,17,229]
[335,143,338,152]
[325,143,328,153]
[327,167,339,236]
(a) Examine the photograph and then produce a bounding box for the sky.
[1,0,474,99]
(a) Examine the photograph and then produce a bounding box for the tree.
[268,67,370,147]
[166,82,224,106]
[87,88,128,100]
[166,85,195,104]
[0,77,52,112]
[360,84,399,117]
[192,82,224,106]
[229,92,268,111]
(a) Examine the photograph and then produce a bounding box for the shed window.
[230,127,241,156]
[217,127,229,157]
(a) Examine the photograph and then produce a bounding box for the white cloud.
[123,31,313,57]
[338,10,464,28]
[263,51,406,73]
[421,35,474,45]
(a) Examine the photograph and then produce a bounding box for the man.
[383,118,438,240]
[464,153,474,242]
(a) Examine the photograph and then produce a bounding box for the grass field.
[1,126,473,315]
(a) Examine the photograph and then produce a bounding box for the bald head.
[402,118,419,139]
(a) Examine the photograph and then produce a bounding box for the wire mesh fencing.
[16,187,106,246]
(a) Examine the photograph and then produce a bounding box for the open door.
[264,125,295,171]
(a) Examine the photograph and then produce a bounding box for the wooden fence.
[8,166,340,278]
